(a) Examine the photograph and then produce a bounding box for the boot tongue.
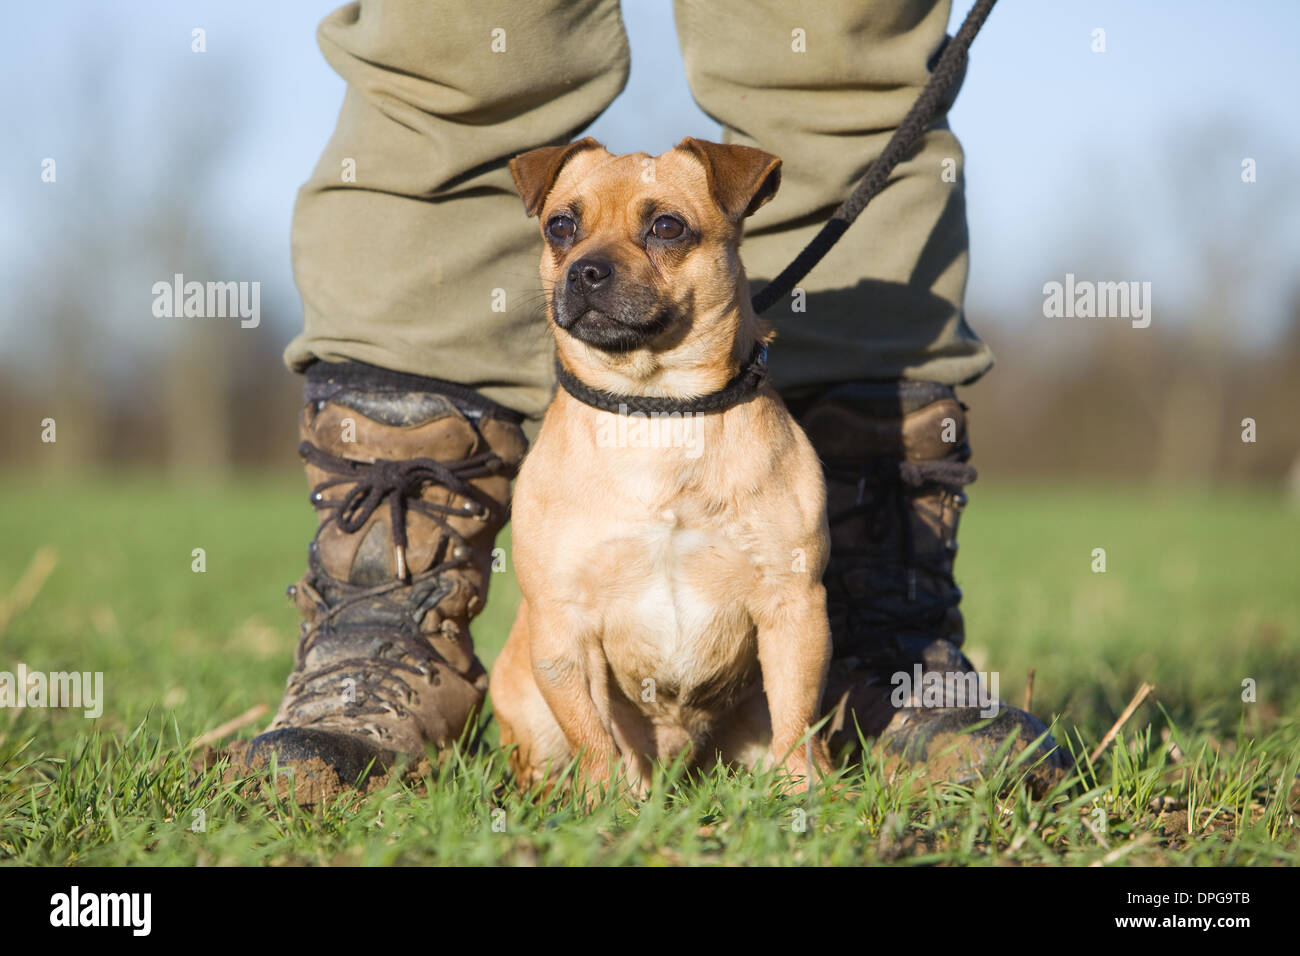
[351,521,396,586]
[800,401,905,460]
[800,391,968,463]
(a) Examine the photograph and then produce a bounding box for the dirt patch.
[197,741,432,809]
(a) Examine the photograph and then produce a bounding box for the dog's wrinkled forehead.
[508,136,781,230]
[544,149,715,225]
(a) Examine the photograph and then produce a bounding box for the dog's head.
[509,137,780,387]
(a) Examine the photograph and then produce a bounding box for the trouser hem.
[301,359,527,425]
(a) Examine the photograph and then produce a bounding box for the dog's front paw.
[774,738,834,794]
[574,752,648,808]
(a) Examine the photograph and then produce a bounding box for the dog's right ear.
[508,137,603,218]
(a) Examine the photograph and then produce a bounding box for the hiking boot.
[244,361,526,789]
[791,381,1069,794]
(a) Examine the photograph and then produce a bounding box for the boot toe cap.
[882,704,1072,794]
[244,727,392,786]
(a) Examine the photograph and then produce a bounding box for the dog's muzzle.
[552,257,673,352]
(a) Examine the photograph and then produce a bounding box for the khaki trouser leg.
[284,0,630,420]
[673,0,994,389]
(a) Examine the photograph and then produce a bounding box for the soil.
[197,740,433,808]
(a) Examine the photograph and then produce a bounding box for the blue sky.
[3,0,1298,369]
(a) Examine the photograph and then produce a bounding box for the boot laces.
[284,563,462,726]
[300,440,506,574]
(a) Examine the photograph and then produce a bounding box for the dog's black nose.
[567,257,613,293]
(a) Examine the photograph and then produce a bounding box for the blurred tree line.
[967,300,1300,483]
[6,291,1297,485]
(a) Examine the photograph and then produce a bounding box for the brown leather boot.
[791,382,1069,794]
[244,362,527,789]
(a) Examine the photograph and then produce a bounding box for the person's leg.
[674,0,1066,790]
[286,0,631,421]
[673,0,988,392]
[246,0,631,788]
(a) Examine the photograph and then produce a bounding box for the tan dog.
[490,136,832,797]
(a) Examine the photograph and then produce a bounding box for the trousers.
[284,0,993,420]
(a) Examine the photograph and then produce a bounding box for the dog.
[489,136,833,797]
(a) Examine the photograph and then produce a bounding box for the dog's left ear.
[676,137,782,221]
[509,136,603,218]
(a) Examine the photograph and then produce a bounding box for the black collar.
[555,342,769,416]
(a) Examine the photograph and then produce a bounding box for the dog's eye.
[650,215,685,240]
[547,215,576,240]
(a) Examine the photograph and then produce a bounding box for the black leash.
[559,0,998,415]
[751,0,998,315]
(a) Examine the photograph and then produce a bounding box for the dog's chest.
[590,501,760,705]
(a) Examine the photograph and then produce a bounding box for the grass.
[0,473,1297,865]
